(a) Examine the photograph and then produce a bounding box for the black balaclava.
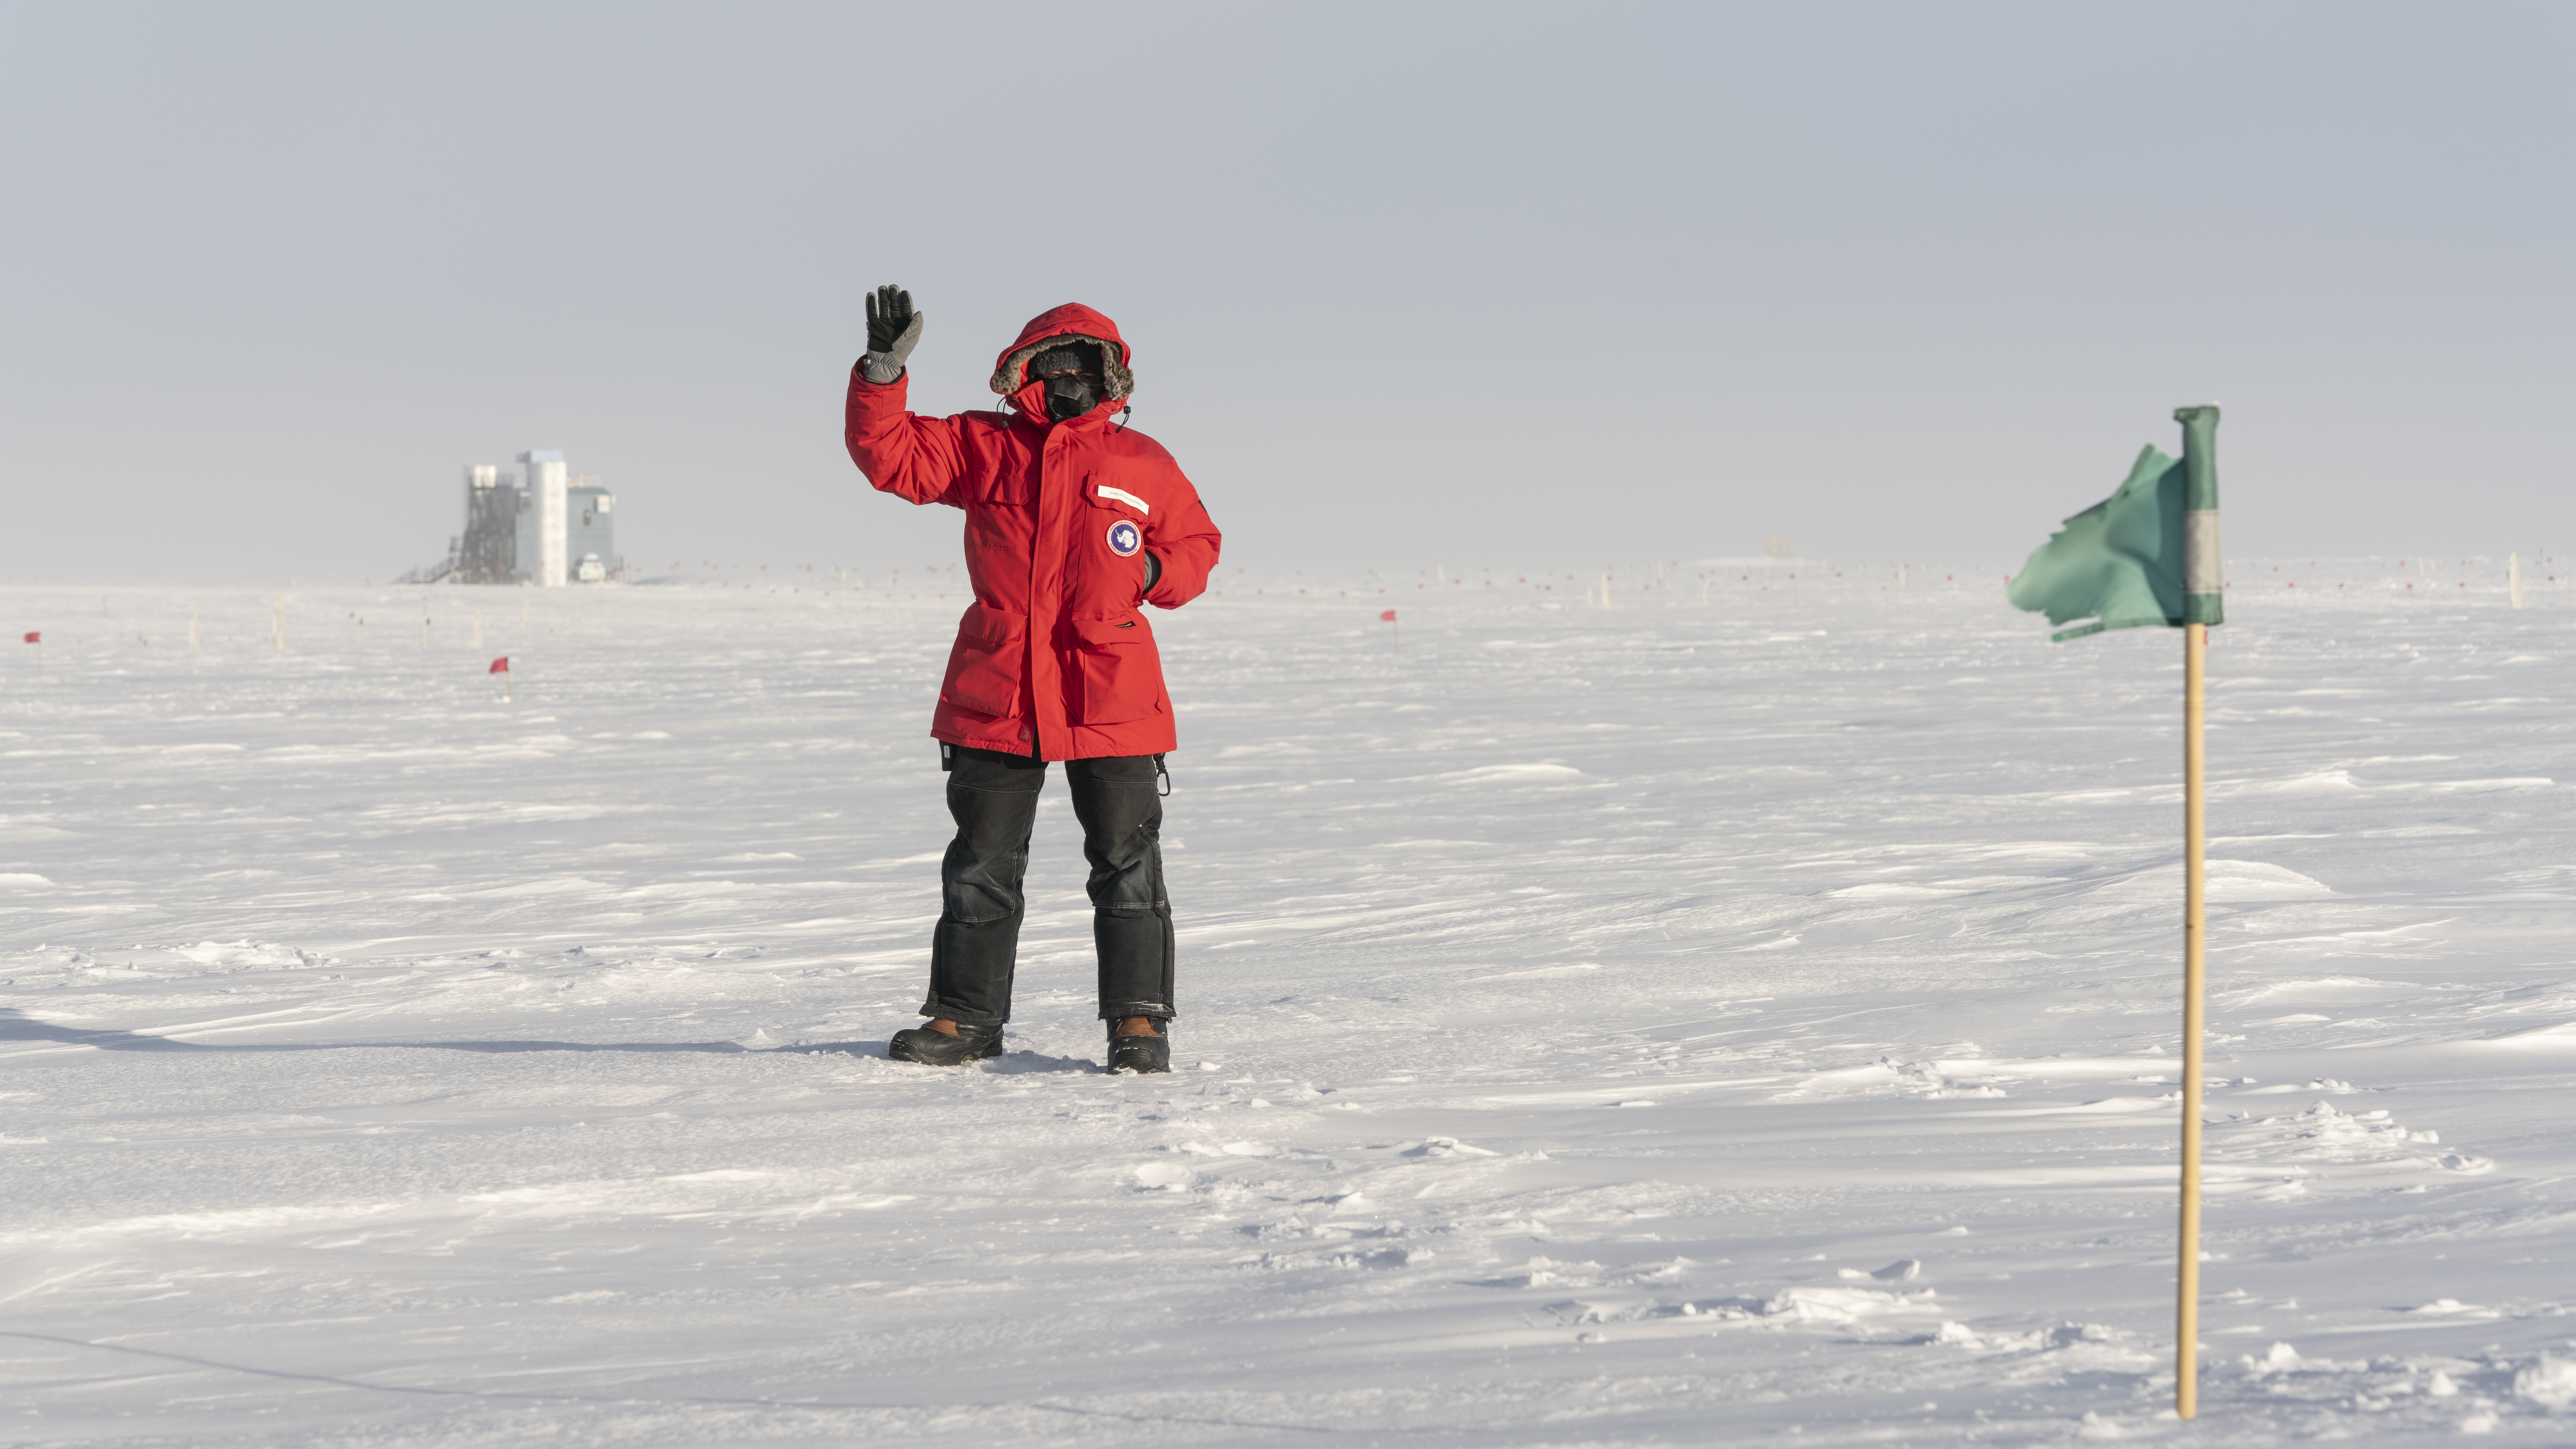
[1031,340,1107,422]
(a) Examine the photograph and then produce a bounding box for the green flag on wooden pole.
[2008,408,2223,638]
[2011,405,2222,1421]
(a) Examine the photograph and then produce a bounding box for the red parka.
[845,303,1223,761]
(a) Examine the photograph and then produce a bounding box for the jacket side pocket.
[939,603,1026,718]
[1067,612,1167,725]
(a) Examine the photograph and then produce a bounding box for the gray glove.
[861,285,923,385]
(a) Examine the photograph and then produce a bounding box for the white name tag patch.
[1096,485,1150,514]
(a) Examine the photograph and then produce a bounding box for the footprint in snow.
[1402,1136,1499,1158]
[979,1050,1101,1074]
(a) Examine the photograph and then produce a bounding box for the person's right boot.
[888,1018,1002,1066]
[1106,1017,1171,1075]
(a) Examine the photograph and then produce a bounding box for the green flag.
[2009,405,2224,641]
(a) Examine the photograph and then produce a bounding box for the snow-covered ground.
[3,571,2572,1446]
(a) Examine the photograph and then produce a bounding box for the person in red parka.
[846,286,1222,1074]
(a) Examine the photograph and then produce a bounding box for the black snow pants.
[920,745,1176,1030]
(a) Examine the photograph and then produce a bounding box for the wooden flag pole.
[2008,403,2220,1422]
[2177,619,2208,1418]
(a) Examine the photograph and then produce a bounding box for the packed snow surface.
[3,572,2573,1446]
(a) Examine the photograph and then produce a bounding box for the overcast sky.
[4,2,2568,584]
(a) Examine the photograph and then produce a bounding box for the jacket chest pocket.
[966,466,1038,554]
[976,465,1037,508]
[1083,476,1152,519]
[1066,614,1166,725]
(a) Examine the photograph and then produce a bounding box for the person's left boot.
[1106,1017,1171,1075]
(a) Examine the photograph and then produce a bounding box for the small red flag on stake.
[489,657,509,673]
[490,655,512,701]
[1380,608,1399,653]
[20,632,35,644]
[21,631,37,677]
[1378,610,1395,622]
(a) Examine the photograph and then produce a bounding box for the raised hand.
[862,285,924,383]
[866,286,916,352]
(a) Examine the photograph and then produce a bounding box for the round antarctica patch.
[1106,520,1144,557]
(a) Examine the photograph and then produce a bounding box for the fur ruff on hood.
[987,304,1135,402]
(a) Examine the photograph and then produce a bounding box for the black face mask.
[1031,341,1107,422]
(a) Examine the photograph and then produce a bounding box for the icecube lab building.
[450,452,618,584]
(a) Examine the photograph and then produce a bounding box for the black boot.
[888,1019,1003,1066]
[1106,1020,1171,1075]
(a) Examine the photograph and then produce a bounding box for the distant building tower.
[456,465,520,582]
[429,451,615,585]
[567,476,618,582]
[519,449,569,586]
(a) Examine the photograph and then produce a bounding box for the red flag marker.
[1379,608,1398,653]
[489,656,509,673]
[1378,610,1395,622]
[19,632,34,644]
[490,656,512,702]
[21,631,37,677]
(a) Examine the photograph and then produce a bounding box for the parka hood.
[989,303,1135,402]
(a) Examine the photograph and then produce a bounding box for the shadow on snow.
[0,1010,1106,1071]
